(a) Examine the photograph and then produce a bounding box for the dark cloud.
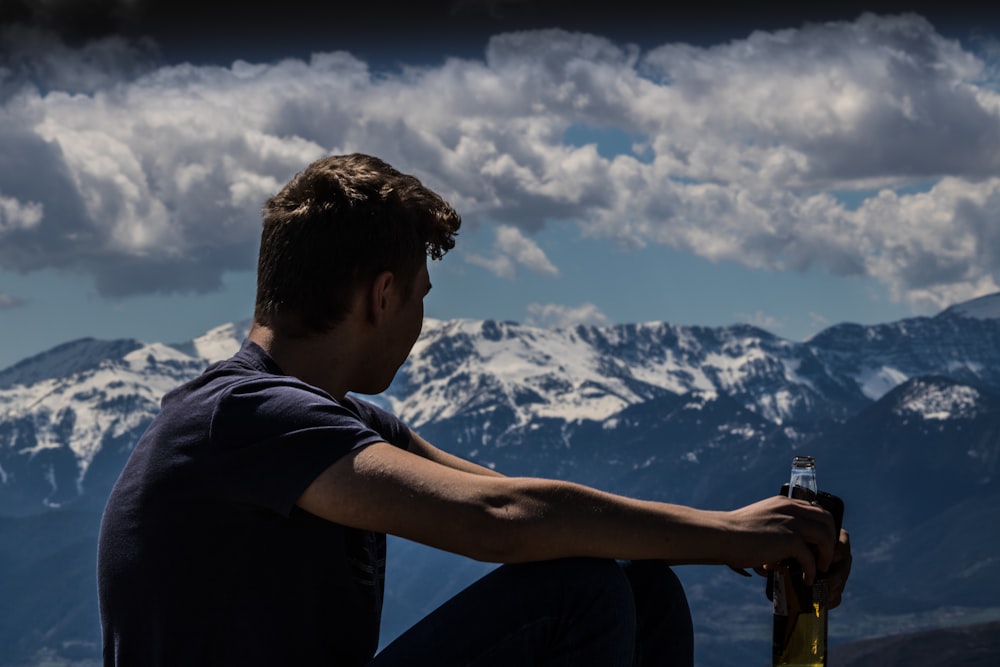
[1,1,991,65]
[91,244,258,298]
[0,0,141,43]
[0,25,157,98]
[0,123,93,271]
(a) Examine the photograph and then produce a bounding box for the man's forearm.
[407,429,506,477]
[442,475,836,584]
[465,476,733,564]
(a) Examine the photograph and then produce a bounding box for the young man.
[98,153,851,666]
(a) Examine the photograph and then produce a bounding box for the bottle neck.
[789,455,817,498]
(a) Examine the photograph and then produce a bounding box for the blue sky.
[0,1,997,370]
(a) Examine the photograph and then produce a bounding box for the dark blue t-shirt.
[98,340,411,666]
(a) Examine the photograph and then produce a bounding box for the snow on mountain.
[856,365,912,400]
[892,378,984,421]
[168,320,249,362]
[0,338,145,389]
[0,343,197,481]
[805,306,1000,411]
[0,323,247,504]
[5,292,1000,512]
[5,298,1000,665]
[389,319,807,428]
[389,319,691,427]
[389,295,1000,436]
[939,292,1000,321]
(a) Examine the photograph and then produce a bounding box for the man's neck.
[248,322,357,400]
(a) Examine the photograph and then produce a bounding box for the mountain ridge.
[4,296,1000,515]
[2,293,1000,666]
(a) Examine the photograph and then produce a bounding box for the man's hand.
[723,495,838,586]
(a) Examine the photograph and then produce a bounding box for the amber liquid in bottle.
[772,456,827,667]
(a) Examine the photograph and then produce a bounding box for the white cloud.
[0,14,997,309]
[0,194,43,232]
[465,224,559,279]
[465,252,516,279]
[0,292,27,309]
[849,177,1000,310]
[525,302,610,329]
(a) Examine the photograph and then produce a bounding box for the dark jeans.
[368,558,694,667]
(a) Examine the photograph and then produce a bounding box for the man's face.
[367,260,430,394]
[394,261,430,361]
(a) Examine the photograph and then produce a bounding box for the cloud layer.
[0,13,998,308]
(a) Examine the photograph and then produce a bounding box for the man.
[98,153,851,666]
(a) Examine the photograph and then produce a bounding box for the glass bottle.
[772,455,827,667]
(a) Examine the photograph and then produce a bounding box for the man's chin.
[353,379,394,397]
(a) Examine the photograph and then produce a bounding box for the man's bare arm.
[406,429,505,477]
[296,441,836,583]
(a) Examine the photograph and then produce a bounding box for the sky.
[1,0,998,370]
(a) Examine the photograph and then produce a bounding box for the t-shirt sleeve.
[205,378,411,516]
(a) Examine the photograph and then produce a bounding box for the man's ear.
[367,271,395,325]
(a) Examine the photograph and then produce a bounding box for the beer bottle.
[772,455,827,667]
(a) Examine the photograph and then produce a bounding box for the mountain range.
[2,293,1000,666]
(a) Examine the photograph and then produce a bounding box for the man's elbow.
[451,498,548,563]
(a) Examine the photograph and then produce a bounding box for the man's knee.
[621,560,690,609]
[546,558,637,665]
[555,558,634,600]
[511,558,636,626]
[555,558,638,632]
[620,561,694,666]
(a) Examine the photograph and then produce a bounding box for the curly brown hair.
[254,154,460,334]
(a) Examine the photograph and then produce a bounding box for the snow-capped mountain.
[0,322,248,513]
[388,304,1000,434]
[2,295,1000,667]
[4,298,1000,514]
[939,291,1000,321]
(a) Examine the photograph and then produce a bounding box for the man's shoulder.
[157,341,407,445]
[205,338,282,380]
[168,339,304,404]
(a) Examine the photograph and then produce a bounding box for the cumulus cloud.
[0,194,43,232]
[0,25,156,97]
[0,13,998,309]
[465,224,559,279]
[525,302,610,328]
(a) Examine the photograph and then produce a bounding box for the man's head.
[254,154,460,335]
